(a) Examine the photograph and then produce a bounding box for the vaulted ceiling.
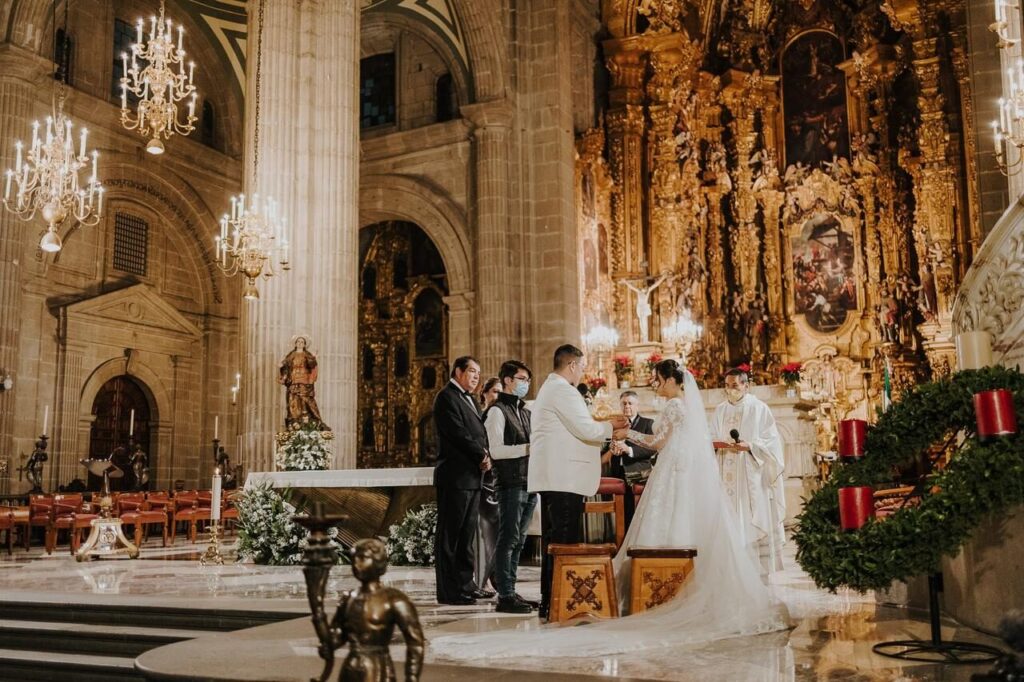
[177,0,470,95]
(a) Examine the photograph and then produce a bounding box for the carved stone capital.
[460,99,514,131]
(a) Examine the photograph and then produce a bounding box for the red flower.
[613,355,633,372]
[736,363,751,373]
[782,362,803,373]
[586,376,607,392]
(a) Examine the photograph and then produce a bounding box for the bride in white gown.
[430,360,789,659]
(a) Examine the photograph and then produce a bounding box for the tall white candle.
[211,469,222,521]
[956,331,994,370]
[214,415,219,440]
[129,408,135,437]
[4,170,11,200]
[42,405,49,436]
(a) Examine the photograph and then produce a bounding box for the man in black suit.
[601,390,656,529]
[433,355,494,605]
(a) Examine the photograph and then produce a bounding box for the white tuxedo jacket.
[527,373,612,496]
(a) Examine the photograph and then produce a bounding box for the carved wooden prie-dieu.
[578,0,977,422]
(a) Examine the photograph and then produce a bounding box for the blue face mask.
[513,381,530,399]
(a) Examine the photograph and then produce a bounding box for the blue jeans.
[493,485,538,598]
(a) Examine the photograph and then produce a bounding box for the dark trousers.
[608,457,637,530]
[494,485,538,598]
[434,486,480,602]
[539,491,584,612]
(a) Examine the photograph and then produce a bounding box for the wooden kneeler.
[548,543,619,623]
[627,547,698,614]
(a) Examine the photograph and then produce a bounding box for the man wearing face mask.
[484,360,538,613]
[710,368,787,579]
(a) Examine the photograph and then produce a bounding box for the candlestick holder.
[200,520,225,566]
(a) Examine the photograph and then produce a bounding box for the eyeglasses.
[513,375,530,383]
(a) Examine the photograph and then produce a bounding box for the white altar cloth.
[246,467,435,490]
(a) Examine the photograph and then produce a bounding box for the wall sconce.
[0,372,12,391]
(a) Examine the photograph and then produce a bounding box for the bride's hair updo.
[654,358,686,385]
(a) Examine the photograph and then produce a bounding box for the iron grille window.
[113,212,149,276]
[360,53,396,129]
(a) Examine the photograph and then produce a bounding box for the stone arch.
[75,355,172,487]
[360,11,472,111]
[87,151,233,313]
[450,0,507,101]
[359,174,472,294]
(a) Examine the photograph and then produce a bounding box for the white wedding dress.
[430,372,790,659]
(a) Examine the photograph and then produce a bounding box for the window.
[54,28,73,85]
[360,53,396,129]
[435,73,457,122]
[113,212,149,276]
[112,19,141,101]
[201,100,216,147]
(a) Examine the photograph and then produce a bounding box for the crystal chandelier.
[582,325,620,354]
[3,6,103,255]
[214,0,288,300]
[662,311,703,362]
[216,193,290,299]
[990,0,1019,49]
[120,0,197,155]
[992,58,1024,176]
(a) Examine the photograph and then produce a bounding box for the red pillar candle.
[974,389,1018,441]
[838,486,875,531]
[839,419,867,459]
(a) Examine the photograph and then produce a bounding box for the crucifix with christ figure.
[619,273,670,344]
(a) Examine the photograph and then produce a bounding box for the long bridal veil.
[429,371,790,660]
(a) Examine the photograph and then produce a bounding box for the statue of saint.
[21,437,48,493]
[130,442,149,491]
[313,538,425,682]
[279,335,328,430]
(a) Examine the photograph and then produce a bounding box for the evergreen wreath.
[794,366,1024,593]
[274,424,333,471]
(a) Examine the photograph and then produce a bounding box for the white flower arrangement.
[385,503,437,566]
[274,426,333,471]
[236,482,346,565]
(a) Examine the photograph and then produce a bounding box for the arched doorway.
[358,221,448,468]
[88,376,153,491]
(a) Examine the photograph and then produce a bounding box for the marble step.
[0,598,298,632]
[0,648,143,681]
[0,620,199,658]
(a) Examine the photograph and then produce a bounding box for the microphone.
[729,428,740,443]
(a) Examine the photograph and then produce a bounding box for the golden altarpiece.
[577,0,980,420]
[358,222,449,468]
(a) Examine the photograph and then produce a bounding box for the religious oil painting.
[414,289,445,357]
[791,213,858,332]
[782,31,850,168]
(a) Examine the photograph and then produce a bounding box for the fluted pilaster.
[240,0,359,471]
[462,100,513,374]
[0,56,41,482]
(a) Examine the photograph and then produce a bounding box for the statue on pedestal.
[130,442,149,491]
[306,536,425,682]
[19,436,48,493]
[279,335,328,430]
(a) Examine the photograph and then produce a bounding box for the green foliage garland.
[794,367,1024,593]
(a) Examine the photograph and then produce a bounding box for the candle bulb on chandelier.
[129,408,135,437]
[189,61,195,84]
[4,170,11,201]
[79,128,87,159]
[45,116,52,144]
[14,141,21,171]
[177,25,183,54]
[136,18,143,44]
[214,415,219,441]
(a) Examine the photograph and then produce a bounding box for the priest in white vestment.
[710,368,786,577]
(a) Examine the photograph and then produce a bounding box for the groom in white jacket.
[528,344,628,619]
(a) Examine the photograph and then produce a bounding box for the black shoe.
[438,595,477,606]
[538,606,549,620]
[495,596,532,614]
[471,588,496,599]
[514,593,540,609]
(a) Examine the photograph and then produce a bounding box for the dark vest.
[487,392,531,489]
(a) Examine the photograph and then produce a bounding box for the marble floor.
[0,537,1009,681]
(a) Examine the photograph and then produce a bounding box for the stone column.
[461,100,513,375]
[240,0,360,471]
[0,53,40,487]
[442,292,474,359]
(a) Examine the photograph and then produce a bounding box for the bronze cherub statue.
[297,512,425,682]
